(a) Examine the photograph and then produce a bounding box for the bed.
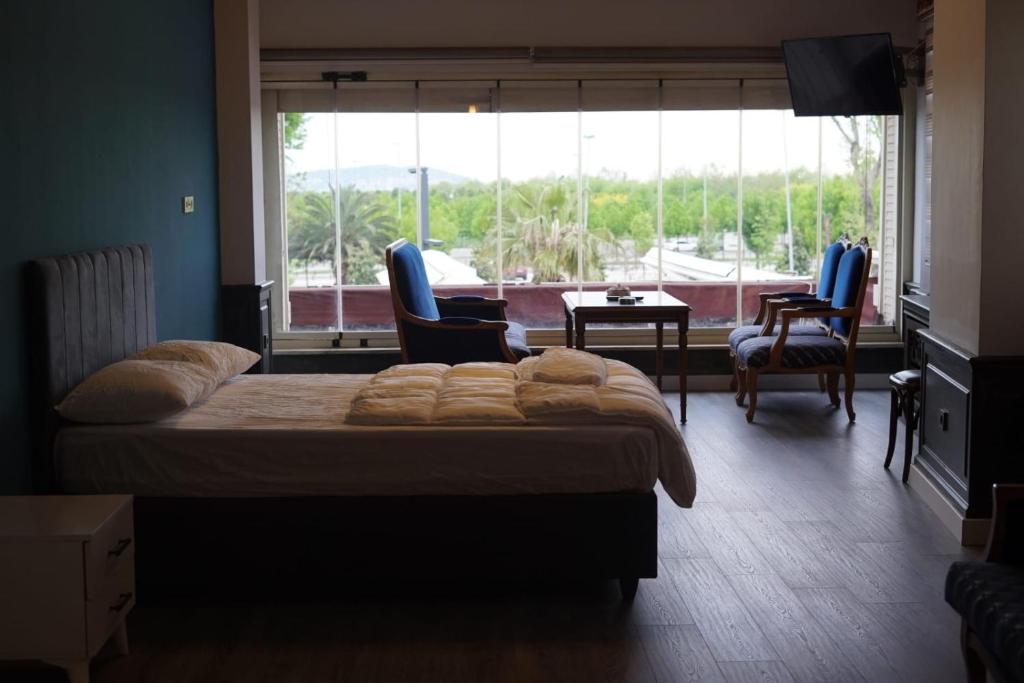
[29,244,694,601]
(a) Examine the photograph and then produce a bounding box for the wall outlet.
[182,195,195,214]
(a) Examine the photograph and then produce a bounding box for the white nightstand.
[0,495,135,683]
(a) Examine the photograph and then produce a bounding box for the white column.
[496,85,503,299]
[214,0,266,285]
[656,85,664,293]
[576,83,584,295]
[735,83,744,325]
[260,91,288,331]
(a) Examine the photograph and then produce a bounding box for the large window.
[266,79,898,339]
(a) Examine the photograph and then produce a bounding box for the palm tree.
[288,187,398,285]
[481,181,616,283]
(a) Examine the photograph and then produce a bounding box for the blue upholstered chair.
[728,236,850,393]
[734,238,872,423]
[385,239,530,364]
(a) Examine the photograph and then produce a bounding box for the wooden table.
[562,291,691,423]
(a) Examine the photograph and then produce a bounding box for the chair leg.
[826,372,840,407]
[902,389,915,483]
[817,371,826,393]
[843,370,856,422]
[734,365,747,406]
[884,388,899,470]
[729,353,738,392]
[745,370,759,423]
[961,621,987,683]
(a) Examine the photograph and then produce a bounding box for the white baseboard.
[908,464,990,547]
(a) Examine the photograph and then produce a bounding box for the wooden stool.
[884,369,921,483]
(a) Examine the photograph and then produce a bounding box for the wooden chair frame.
[728,235,851,392]
[385,239,519,364]
[735,240,872,423]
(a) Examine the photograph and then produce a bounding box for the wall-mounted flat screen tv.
[782,33,903,116]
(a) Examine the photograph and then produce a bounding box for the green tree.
[628,211,656,254]
[283,113,308,151]
[741,189,784,269]
[830,116,883,246]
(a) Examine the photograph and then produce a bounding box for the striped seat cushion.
[736,334,846,369]
[727,324,826,351]
[946,561,1024,683]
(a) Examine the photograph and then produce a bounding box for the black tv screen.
[783,33,902,116]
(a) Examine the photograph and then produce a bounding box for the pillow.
[530,347,608,386]
[56,360,218,424]
[131,340,259,385]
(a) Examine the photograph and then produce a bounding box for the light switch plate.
[182,195,195,214]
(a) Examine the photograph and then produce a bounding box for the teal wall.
[0,1,221,492]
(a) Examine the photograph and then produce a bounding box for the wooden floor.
[16,390,975,683]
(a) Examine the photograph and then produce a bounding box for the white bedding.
[55,355,696,506]
[347,356,696,506]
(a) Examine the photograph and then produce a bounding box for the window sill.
[271,339,904,377]
[272,324,901,352]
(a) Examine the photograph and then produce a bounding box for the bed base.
[133,492,657,603]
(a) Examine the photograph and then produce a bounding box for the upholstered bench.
[945,485,1024,682]
[946,562,1024,682]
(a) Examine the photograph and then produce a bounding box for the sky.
[286,111,872,183]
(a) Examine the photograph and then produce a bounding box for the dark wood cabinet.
[901,293,930,370]
[221,281,273,374]
[917,329,1024,520]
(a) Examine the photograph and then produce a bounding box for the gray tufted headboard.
[28,244,156,489]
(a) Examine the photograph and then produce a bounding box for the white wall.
[979,0,1024,356]
[260,0,917,50]
[215,0,267,286]
[929,0,985,354]
[929,0,1024,356]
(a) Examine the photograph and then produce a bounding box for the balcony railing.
[286,279,879,332]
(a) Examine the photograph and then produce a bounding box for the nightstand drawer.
[86,557,135,653]
[84,500,134,599]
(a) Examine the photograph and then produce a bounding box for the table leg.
[679,318,688,424]
[565,306,573,348]
[655,322,664,390]
[576,318,586,351]
[113,620,130,656]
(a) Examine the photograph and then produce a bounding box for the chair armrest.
[767,306,853,366]
[759,297,831,335]
[437,316,509,330]
[985,484,1024,563]
[435,296,509,320]
[752,290,817,324]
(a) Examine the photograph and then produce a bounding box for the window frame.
[262,82,907,350]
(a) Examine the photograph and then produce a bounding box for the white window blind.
[267,78,791,113]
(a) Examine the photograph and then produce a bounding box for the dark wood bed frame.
[28,244,658,603]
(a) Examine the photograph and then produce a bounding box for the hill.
[287,165,473,193]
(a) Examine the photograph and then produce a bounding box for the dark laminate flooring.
[12,390,974,682]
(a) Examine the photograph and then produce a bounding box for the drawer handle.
[109,592,133,613]
[108,538,132,558]
[938,409,950,432]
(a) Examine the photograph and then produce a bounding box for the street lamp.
[408,167,433,249]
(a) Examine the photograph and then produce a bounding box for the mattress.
[55,374,662,498]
